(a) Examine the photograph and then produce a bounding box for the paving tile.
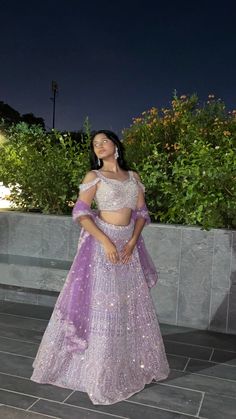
[209,287,228,332]
[128,382,202,415]
[0,405,56,418]
[0,372,72,402]
[0,352,33,378]
[0,336,39,357]
[178,229,214,329]
[161,328,236,352]
[0,323,43,343]
[186,358,236,381]
[0,313,48,332]
[164,370,236,399]
[160,324,195,336]
[31,397,199,419]
[30,399,126,419]
[200,393,236,419]
[164,340,212,361]
[67,382,202,416]
[0,388,36,409]
[167,354,189,371]
[228,283,236,334]
[0,301,53,320]
[211,349,236,366]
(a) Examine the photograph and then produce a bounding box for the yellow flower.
[67,201,75,207]
[173,143,180,150]
[223,131,231,137]
[133,117,142,124]
[149,107,157,115]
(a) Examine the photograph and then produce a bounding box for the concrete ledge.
[0,211,236,334]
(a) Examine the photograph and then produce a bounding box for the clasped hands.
[103,238,136,264]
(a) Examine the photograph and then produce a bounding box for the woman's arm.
[74,171,120,264]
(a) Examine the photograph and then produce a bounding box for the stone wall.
[0,211,235,334]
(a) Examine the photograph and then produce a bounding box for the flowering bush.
[1,94,236,229]
[123,93,236,229]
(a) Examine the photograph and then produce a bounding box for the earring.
[97,158,101,166]
[114,146,119,159]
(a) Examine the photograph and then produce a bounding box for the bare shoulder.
[81,170,97,184]
[131,170,141,181]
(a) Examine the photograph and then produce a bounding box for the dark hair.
[89,129,130,170]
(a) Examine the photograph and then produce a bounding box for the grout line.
[176,228,183,325]
[164,338,214,349]
[0,385,68,402]
[183,358,191,372]
[226,231,233,333]
[164,338,223,351]
[208,348,215,361]
[26,397,40,411]
[208,229,215,330]
[154,380,205,394]
[155,379,236,401]
[187,370,236,384]
[165,339,236,355]
[0,371,33,380]
[167,352,190,360]
[196,392,205,417]
[0,349,35,359]
[0,385,128,418]
[182,356,236,369]
[0,310,50,322]
[61,390,74,403]
[1,403,60,418]
[0,333,40,345]
[31,400,129,419]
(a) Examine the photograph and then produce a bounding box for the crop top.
[72,170,150,224]
[79,170,144,211]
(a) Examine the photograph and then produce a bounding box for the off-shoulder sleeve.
[79,177,100,192]
[136,179,145,193]
[130,171,145,193]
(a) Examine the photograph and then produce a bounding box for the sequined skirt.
[31,217,170,405]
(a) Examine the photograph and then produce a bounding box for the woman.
[31,129,170,405]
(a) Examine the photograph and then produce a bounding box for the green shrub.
[1,94,236,229]
[123,94,236,229]
[0,121,90,214]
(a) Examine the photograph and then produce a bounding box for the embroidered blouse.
[73,170,150,224]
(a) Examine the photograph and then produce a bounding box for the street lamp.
[50,81,58,129]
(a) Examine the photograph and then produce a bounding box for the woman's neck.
[101,160,120,173]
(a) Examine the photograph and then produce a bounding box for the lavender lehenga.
[31,170,170,405]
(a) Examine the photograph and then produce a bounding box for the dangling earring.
[97,158,101,166]
[114,146,119,159]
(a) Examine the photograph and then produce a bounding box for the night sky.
[1,0,236,134]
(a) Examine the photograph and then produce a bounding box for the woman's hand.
[121,238,136,264]
[102,239,120,264]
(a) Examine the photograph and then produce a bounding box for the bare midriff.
[98,208,132,226]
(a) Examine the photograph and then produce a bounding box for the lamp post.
[50,81,58,129]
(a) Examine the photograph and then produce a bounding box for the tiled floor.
[0,301,235,419]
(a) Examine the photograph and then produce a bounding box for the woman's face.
[93,134,116,160]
